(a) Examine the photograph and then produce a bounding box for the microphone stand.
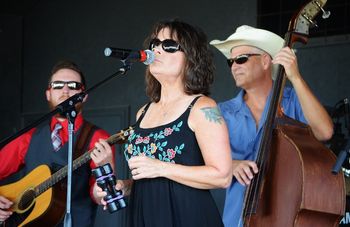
[345,98,350,135]
[332,98,350,174]
[0,63,132,227]
[63,64,131,227]
[332,139,350,174]
[63,106,77,227]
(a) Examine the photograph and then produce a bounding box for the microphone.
[104,47,154,65]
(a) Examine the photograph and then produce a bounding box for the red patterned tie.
[51,123,62,151]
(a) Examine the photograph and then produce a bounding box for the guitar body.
[0,127,132,226]
[0,165,65,227]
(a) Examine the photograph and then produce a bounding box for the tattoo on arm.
[200,107,223,124]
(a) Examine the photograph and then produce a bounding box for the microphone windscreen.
[104,47,113,57]
[143,50,155,65]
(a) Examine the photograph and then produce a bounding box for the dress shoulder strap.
[135,102,152,126]
[180,96,203,121]
[188,96,202,110]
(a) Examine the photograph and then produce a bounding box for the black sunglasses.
[227,53,261,67]
[49,81,84,90]
[149,38,182,53]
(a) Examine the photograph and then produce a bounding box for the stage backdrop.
[1,0,350,226]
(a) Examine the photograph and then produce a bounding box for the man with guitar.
[210,25,334,227]
[0,60,115,226]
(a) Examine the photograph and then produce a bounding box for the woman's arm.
[128,96,232,189]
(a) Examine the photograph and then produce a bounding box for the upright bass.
[242,0,346,226]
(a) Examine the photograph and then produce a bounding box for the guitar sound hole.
[18,189,36,211]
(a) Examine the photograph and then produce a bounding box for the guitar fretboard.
[34,127,133,196]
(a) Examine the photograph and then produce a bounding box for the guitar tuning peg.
[313,0,331,19]
[321,9,331,19]
[302,13,318,28]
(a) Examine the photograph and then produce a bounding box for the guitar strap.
[73,120,97,159]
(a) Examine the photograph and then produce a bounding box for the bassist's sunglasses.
[227,53,261,67]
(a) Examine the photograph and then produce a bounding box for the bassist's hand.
[0,196,12,222]
[232,160,258,186]
[272,47,300,83]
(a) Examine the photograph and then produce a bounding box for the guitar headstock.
[107,126,134,145]
[289,0,330,36]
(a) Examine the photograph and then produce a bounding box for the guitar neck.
[34,126,133,196]
[36,152,91,195]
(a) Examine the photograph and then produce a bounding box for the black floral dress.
[124,97,223,227]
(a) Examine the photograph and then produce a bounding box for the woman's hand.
[92,182,107,206]
[128,156,165,180]
[116,179,133,196]
[93,179,133,211]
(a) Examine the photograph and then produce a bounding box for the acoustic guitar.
[0,127,133,227]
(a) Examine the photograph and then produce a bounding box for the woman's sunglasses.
[227,53,261,67]
[149,38,182,53]
[49,81,84,90]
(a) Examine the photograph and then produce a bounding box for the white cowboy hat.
[210,25,284,78]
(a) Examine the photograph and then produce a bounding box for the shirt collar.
[224,87,291,116]
[233,90,250,116]
[50,113,84,133]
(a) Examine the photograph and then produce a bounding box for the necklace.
[160,103,169,118]
[158,94,185,119]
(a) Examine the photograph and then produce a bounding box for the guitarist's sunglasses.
[49,81,84,90]
[227,53,261,67]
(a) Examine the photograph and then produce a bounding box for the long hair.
[144,19,214,102]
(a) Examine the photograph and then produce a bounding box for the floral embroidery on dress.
[124,121,185,163]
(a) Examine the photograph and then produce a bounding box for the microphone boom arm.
[0,65,130,149]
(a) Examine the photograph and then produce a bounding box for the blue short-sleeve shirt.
[219,87,307,227]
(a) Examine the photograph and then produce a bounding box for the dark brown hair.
[49,60,86,88]
[144,19,214,102]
